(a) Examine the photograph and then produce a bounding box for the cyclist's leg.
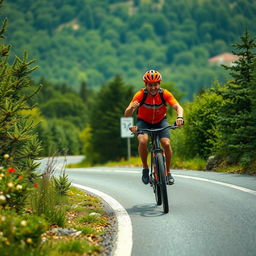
[138,133,149,169]
[160,137,172,172]
[136,119,151,184]
[157,118,174,184]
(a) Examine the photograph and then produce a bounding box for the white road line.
[175,174,256,196]
[70,168,256,196]
[72,183,133,256]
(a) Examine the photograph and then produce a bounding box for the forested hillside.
[2,0,256,100]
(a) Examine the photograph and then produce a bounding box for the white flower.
[16,185,23,190]
[0,195,6,202]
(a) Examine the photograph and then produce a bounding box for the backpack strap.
[139,89,148,107]
[158,88,167,106]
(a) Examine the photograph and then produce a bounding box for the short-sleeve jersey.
[130,88,177,124]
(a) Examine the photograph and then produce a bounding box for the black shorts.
[136,117,170,139]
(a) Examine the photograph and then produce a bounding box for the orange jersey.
[130,88,178,124]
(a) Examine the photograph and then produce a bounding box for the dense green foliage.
[3,0,256,99]
[88,75,136,163]
[0,17,41,180]
[213,30,256,169]
[176,31,256,172]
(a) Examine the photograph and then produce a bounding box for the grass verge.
[39,186,115,256]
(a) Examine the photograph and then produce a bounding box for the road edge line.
[72,183,133,256]
[175,174,256,196]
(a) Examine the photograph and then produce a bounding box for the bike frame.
[136,124,177,213]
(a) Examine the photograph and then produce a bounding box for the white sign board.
[120,117,134,138]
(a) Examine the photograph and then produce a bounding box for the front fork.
[150,150,166,187]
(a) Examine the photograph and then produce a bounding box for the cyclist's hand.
[131,101,140,111]
[175,117,184,127]
[129,126,138,133]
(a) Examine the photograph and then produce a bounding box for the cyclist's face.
[146,82,160,96]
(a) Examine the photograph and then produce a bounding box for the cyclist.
[124,70,184,185]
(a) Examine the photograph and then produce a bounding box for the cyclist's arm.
[172,103,184,126]
[124,101,140,117]
[163,89,184,126]
[124,90,143,117]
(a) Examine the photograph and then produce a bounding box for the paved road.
[38,156,256,256]
[62,164,256,256]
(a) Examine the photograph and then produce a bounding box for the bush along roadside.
[0,162,117,256]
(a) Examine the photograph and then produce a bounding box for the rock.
[50,227,81,236]
[89,212,101,217]
[206,155,220,170]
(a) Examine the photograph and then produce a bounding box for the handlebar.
[132,123,179,135]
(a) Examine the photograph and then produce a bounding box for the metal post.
[127,138,131,160]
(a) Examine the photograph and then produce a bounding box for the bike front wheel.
[156,153,169,213]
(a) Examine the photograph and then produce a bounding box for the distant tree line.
[3,0,256,100]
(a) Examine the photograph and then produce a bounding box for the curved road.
[40,157,256,256]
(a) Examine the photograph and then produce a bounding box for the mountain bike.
[134,124,178,214]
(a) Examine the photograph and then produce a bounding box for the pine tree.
[88,75,134,163]
[0,15,42,180]
[214,30,256,169]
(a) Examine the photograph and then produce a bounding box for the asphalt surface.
[39,157,256,256]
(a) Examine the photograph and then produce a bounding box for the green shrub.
[0,166,33,212]
[0,210,47,255]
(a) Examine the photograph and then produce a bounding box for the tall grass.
[29,156,66,226]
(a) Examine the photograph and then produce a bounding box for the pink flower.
[8,168,16,173]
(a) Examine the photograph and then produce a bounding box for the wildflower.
[19,175,23,180]
[3,154,9,159]
[0,177,2,181]
[20,220,27,226]
[3,237,10,245]
[16,184,23,190]
[33,184,38,188]
[26,238,33,244]
[0,231,3,236]
[6,194,11,198]
[7,182,14,188]
[0,215,6,221]
[0,195,6,202]
[0,173,4,177]
[8,168,15,173]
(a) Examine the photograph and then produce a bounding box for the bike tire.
[154,182,162,205]
[156,153,169,213]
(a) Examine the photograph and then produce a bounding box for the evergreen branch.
[0,18,7,39]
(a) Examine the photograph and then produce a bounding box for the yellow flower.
[7,182,14,188]
[20,220,27,226]
[0,215,6,222]
[3,154,9,159]
[26,238,33,244]
[3,237,10,245]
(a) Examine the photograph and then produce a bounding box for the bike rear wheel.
[156,153,169,213]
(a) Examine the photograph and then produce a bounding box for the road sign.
[120,117,134,138]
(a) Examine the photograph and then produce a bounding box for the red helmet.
[143,70,162,83]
